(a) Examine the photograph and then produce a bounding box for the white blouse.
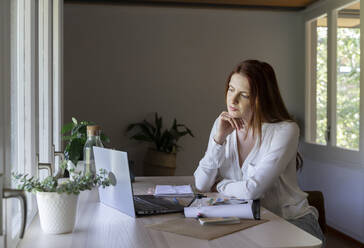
[194,118,318,220]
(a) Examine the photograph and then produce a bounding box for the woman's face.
[226,73,252,120]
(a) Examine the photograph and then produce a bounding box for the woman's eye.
[228,87,234,92]
[241,93,249,99]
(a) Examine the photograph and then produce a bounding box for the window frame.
[53,0,64,163]
[39,0,64,174]
[0,0,64,247]
[303,0,364,167]
[39,0,53,166]
[8,1,38,247]
[0,0,11,246]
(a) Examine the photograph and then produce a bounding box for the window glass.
[336,1,360,150]
[316,16,328,145]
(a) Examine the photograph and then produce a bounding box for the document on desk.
[184,198,260,220]
[154,184,194,197]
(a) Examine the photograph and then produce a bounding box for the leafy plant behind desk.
[126,113,194,153]
[62,117,110,166]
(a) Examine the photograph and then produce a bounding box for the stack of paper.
[154,185,194,197]
[184,203,254,219]
[184,198,260,220]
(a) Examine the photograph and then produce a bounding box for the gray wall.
[64,2,364,243]
[64,3,304,177]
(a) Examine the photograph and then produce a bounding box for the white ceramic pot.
[36,192,79,234]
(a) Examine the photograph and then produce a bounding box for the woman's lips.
[229,106,238,112]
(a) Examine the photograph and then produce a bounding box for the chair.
[305,190,327,233]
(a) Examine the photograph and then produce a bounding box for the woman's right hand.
[214,112,244,145]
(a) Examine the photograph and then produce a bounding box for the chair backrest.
[305,190,327,233]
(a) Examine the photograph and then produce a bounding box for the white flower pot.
[36,192,79,234]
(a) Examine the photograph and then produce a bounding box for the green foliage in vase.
[126,113,194,153]
[62,117,110,166]
[12,169,111,194]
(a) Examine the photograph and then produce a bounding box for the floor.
[325,227,364,248]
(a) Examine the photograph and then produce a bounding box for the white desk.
[18,176,322,248]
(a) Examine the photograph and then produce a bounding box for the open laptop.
[93,147,185,217]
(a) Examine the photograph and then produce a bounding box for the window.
[306,14,328,145]
[316,16,329,146]
[305,0,362,164]
[9,0,38,246]
[0,0,11,246]
[336,2,360,150]
[0,0,63,247]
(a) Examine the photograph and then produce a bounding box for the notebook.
[154,185,194,197]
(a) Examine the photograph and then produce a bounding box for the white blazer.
[194,118,318,220]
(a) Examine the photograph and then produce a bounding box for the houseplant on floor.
[12,169,111,234]
[126,113,194,176]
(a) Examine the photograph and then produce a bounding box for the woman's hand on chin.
[214,111,244,145]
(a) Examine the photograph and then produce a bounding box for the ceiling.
[317,2,360,28]
[130,0,319,9]
[67,0,320,10]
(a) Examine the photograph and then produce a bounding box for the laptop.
[93,147,185,217]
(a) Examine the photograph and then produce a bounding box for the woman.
[194,60,325,245]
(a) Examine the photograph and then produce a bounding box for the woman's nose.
[232,94,239,104]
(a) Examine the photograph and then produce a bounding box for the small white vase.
[36,191,79,234]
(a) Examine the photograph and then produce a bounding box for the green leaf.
[68,138,83,165]
[62,136,73,141]
[177,131,189,137]
[61,123,74,135]
[126,123,136,132]
[159,130,174,152]
[72,117,78,125]
[60,160,68,170]
[143,120,156,134]
[172,118,177,130]
[186,128,194,137]
[126,122,154,140]
[174,124,194,137]
[100,133,110,143]
[154,113,162,141]
[72,123,87,137]
[126,123,144,133]
[130,134,153,142]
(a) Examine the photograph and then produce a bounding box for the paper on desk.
[184,200,254,219]
[154,185,194,197]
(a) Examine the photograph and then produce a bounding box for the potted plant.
[12,169,111,234]
[61,117,110,176]
[126,113,194,176]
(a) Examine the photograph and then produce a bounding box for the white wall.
[64,3,305,176]
[298,158,364,243]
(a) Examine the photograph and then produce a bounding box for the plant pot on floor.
[36,192,79,234]
[143,149,176,176]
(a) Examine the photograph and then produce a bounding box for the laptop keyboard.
[133,196,169,211]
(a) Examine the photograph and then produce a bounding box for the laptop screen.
[94,147,136,217]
